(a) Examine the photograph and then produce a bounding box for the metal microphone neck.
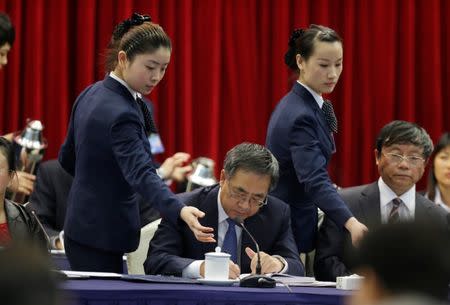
[31,211,52,251]
[234,218,262,275]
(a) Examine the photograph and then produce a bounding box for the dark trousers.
[65,236,124,273]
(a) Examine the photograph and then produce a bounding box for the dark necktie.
[136,97,158,135]
[322,100,338,133]
[388,198,402,224]
[222,218,238,263]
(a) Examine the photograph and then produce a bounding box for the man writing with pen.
[144,143,304,278]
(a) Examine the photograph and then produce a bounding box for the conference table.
[51,250,128,272]
[61,277,352,305]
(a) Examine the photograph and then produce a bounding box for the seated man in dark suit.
[314,120,448,281]
[27,160,73,250]
[144,143,304,278]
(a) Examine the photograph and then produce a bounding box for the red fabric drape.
[0,0,449,189]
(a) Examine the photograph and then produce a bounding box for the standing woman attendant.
[266,25,367,254]
[426,133,450,212]
[59,13,214,273]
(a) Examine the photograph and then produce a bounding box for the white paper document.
[238,273,335,287]
[62,270,123,279]
[271,274,336,287]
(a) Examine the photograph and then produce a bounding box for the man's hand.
[8,171,36,195]
[245,247,283,274]
[171,164,193,182]
[345,217,368,247]
[159,152,191,180]
[180,206,215,243]
[200,260,241,279]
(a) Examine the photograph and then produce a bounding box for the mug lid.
[205,246,231,258]
[205,252,231,258]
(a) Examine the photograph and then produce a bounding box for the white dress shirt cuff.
[272,255,288,274]
[182,260,204,279]
[156,168,173,186]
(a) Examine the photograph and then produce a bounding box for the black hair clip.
[288,28,305,47]
[113,13,152,41]
[130,13,152,25]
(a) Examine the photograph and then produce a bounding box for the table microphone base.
[239,274,276,288]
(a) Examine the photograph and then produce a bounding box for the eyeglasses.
[382,152,425,167]
[226,181,268,208]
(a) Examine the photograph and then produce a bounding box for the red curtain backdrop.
[0,0,449,189]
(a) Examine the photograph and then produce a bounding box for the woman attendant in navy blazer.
[59,13,214,273]
[266,25,367,253]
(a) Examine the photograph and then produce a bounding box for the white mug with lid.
[204,247,230,280]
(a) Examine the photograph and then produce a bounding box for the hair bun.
[288,28,304,47]
[130,13,152,25]
[112,13,152,41]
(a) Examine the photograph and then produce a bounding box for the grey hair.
[223,143,279,191]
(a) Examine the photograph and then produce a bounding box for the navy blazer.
[144,185,304,276]
[314,182,449,281]
[266,82,352,252]
[59,76,184,253]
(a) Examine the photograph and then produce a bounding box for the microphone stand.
[31,211,52,251]
[233,218,276,288]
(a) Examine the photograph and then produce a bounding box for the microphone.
[233,217,275,288]
[31,210,52,251]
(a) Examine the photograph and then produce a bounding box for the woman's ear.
[296,54,303,71]
[117,51,128,69]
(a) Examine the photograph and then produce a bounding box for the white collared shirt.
[297,81,325,109]
[109,72,141,100]
[432,186,450,213]
[378,177,415,223]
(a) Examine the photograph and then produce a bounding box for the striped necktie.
[322,100,338,133]
[388,198,402,224]
[136,97,158,135]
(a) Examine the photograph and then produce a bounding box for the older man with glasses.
[314,120,448,281]
[144,143,304,278]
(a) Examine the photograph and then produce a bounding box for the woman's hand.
[345,217,368,247]
[180,206,215,242]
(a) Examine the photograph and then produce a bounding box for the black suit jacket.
[28,159,160,248]
[28,160,73,242]
[144,185,304,276]
[58,75,182,252]
[266,82,352,252]
[314,182,448,281]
